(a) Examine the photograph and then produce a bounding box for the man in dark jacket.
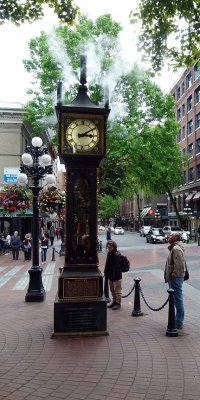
[10,231,21,260]
[104,240,122,310]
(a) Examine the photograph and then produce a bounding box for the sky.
[0,0,182,105]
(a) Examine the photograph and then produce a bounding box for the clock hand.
[78,127,96,138]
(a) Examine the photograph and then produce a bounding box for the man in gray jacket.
[164,233,185,329]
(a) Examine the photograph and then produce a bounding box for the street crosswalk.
[0,261,57,291]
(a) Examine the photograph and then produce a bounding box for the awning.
[140,207,154,219]
[193,192,200,200]
[185,193,195,202]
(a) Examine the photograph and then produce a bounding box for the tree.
[98,195,121,221]
[133,0,200,71]
[0,0,78,25]
[23,14,122,136]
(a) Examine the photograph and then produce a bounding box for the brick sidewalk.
[0,240,200,399]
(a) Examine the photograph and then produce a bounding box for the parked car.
[146,228,167,244]
[98,225,106,231]
[162,226,190,240]
[113,227,125,235]
[139,226,151,237]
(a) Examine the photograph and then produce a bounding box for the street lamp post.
[18,137,55,302]
[183,204,192,238]
[154,210,160,227]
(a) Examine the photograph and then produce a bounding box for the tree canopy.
[133,0,200,71]
[0,0,78,25]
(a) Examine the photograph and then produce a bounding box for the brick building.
[170,62,200,233]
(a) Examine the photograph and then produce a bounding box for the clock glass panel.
[66,119,99,152]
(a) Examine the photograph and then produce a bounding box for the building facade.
[170,62,200,234]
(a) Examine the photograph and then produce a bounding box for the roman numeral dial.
[66,119,99,152]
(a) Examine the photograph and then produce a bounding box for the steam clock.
[53,56,110,335]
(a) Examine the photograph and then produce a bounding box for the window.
[194,86,200,104]
[187,95,192,112]
[177,108,181,120]
[195,112,200,130]
[187,119,193,135]
[177,87,181,100]
[177,129,181,142]
[196,138,200,154]
[188,143,193,157]
[182,81,185,94]
[188,167,193,182]
[194,63,200,80]
[182,125,185,139]
[186,72,192,89]
[197,164,200,180]
[182,103,185,117]
[183,171,186,184]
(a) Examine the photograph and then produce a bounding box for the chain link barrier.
[139,285,169,311]
[120,279,169,311]
[122,283,135,298]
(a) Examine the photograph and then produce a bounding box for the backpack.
[118,252,130,272]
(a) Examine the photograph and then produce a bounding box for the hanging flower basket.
[0,184,32,214]
[38,187,65,215]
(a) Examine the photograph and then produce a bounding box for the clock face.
[66,119,99,152]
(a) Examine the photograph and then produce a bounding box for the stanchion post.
[131,277,143,317]
[166,289,178,337]
[104,276,111,302]
[52,247,55,261]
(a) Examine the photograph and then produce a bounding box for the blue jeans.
[41,247,47,262]
[169,277,184,326]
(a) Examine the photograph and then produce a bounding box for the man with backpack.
[104,240,122,310]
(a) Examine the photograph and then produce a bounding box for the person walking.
[104,240,122,310]
[164,233,185,329]
[106,226,112,241]
[10,231,21,260]
[41,234,49,264]
[49,224,56,246]
[22,234,32,261]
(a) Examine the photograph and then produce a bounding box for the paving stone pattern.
[0,238,200,399]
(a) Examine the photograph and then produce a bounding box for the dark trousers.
[12,247,19,260]
[41,248,48,262]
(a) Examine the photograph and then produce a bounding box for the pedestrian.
[22,234,32,261]
[41,234,49,264]
[10,231,21,260]
[49,224,56,246]
[56,227,61,240]
[197,226,200,237]
[106,226,111,241]
[104,240,122,310]
[164,233,185,329]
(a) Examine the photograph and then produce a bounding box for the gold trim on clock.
[66,119,99,152]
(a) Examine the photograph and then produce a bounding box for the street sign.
[4,167,20,184]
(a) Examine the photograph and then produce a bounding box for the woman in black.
[104,240,122,310]
[22,234,32,261]
[41,234,49,264]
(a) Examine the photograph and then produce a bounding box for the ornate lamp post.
[154,209,161,227]
[183,204,192,237]
[18,136,55,302]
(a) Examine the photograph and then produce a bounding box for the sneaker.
[176,323,183,329]
[112,303,121,310]
[107,301,116,309]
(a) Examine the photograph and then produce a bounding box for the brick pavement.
[0,237,200,399]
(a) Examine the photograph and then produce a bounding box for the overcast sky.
[0,0,181,104]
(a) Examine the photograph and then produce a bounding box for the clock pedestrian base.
[53,267,108,336]
[53,293,108,337]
